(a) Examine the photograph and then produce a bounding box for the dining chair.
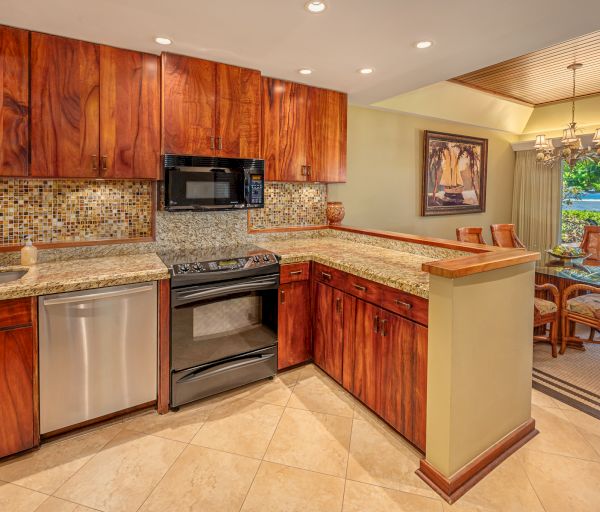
[490,224,526,249]
[456,227,485,244]
[561,283,600,353]
[580,225,600,261]
[534,284,559,358]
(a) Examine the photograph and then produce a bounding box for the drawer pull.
[289,270,303,275]
[321,272,332,280]
[336,297,342,313]
[394,299,412,310]
[374,315,379,333]
[380,318,387,337]
[353,284,367,292]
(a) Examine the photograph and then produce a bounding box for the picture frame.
[421,131,488,216]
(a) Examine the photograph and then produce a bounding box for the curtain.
[511,150,562,252]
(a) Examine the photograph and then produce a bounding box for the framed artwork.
[421,131,488,216]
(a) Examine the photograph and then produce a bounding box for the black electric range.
[158,245,280,409]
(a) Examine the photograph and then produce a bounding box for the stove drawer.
[171,345,277,407]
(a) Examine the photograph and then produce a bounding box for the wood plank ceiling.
[450,30,600,106]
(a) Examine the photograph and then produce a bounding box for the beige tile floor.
[1,364,600,512]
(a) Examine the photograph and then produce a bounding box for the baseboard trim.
[416,418,537,504]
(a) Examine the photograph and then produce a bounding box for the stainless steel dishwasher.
[39,282,158,434]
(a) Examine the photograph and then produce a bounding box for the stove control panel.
[172,253,277,275]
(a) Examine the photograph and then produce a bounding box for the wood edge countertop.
[328,225,540,279]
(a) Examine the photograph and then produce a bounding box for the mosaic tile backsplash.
[0,179,153,246]
[249,182,327,230]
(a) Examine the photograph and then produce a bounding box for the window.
[561,160,600,243]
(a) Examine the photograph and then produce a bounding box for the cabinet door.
[0,25,28,177]
[162,53,216,156]
[0,326,35,458]
[308,87,347,182]
[216,64,261,158]
[99,46,160,179]
[313,282,345,383]
[278,281,311,370]
[379,312,428,451]
[351,300,381,412]
[30,33,100,177]
[261,78,309,181]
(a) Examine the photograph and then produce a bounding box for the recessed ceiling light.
[154,37,172,45]
[358,68,374,75]
[298,68,313,75]
[415,40,433,49]
[305,1,327,13]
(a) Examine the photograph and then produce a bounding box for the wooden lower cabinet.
[313,282,345,384]
[0,298,37,459]
[277,281,312,370]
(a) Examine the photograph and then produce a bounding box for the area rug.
[532,342,600,420]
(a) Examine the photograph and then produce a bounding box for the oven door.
[165,167,245,210]
[170,274,279,373]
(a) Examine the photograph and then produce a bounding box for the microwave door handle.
[173,276,279,305]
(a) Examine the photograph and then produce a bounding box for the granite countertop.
[0,253,169,300]
[258,237,435,298]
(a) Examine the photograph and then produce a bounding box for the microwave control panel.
[248,174,264,204]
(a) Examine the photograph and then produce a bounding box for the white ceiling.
[1,0,599,104]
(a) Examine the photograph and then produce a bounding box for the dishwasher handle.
[42,284,155,307]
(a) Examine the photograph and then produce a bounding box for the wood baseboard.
[416,418,537,504]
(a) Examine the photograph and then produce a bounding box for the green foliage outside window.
[561,160,600,243]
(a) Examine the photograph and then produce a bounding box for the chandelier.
[534,63,600,167]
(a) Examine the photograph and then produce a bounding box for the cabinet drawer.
[280,263,310,284]
[380,288,428,326]
[0,297,32,330]
[313,263,346,290]
[341,274,383,306]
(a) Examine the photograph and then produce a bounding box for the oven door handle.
[173,276,279,306]
[178,353,275,384]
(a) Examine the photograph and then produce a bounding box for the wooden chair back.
[580,225,600,260]
[490,224,525,249]
[456,227,485,245]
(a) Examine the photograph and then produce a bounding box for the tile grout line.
[513,452,549,512]
[133,438,190,512]
[340,412,355,512]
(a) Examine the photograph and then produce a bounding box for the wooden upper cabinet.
[162,53,216,156]
[99,46,160,179]
[308,87,347,182]
[262,77,346,183]
[216,64,261,158]
[0,25,28,177]
[30,32,100,178]
[262,77,309,181]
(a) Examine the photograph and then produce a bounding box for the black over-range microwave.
[163,155,265,211]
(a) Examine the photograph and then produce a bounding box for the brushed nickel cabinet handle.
[380,318,387,337]
[374,315,379,334]
[101,155,108,172]
[353,284,367,292]
[321,271,332,280]
[301,165,306,176]
[289,270,303,276]
[218,136,223,150]
[280,290,285,304]
[394,299,412,310]
[91,155,98,172]
[306,165,311,176]
[336,297,342,313]
[210,136,215,150]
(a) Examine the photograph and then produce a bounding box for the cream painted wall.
[328,106,519,242]
[521,95,600,139]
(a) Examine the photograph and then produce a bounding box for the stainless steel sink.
[0,270,27,284]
